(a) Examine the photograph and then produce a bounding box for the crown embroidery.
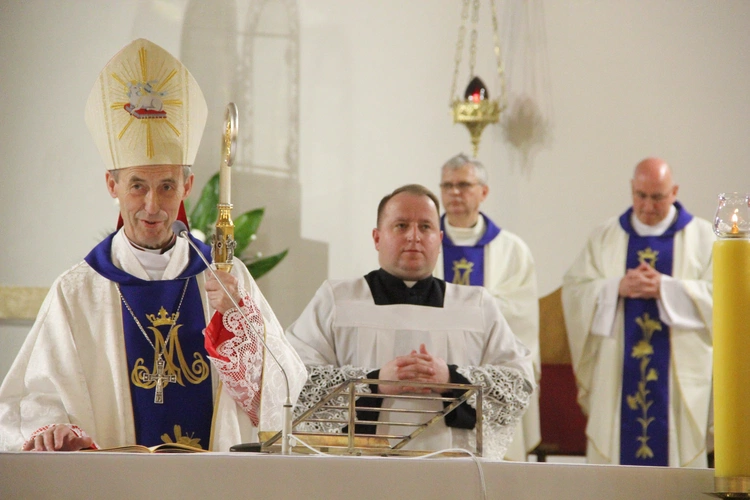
[146,307,180,327]
[452,257,474,286]
[637,247,659,268]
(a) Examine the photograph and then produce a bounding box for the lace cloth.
[207,286,265,427]
[293,364,532,459]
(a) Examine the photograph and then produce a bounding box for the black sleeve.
[346,369,383,435]
[353,367,477,433]
[443,365,477,429]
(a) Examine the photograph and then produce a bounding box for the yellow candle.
[713,238,750,485]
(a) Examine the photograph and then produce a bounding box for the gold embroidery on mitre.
[110,47,182,159]
[637,247,659,268]
[625,312,662,460]
[131,304,210,390]
[85,39,207,171]
[451,258,474,285]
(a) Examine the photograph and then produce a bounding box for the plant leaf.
[234,208,265,255]
[242,249,288,280]
[189,172,220,235]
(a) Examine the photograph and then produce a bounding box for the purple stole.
[440,213,501,286]
[618,202,692,466]
[85,233,215,449]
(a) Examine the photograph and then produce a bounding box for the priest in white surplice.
[287,184,534,460]
[0,39,306,452]
[562,158,714,467]
[433,154,540,462]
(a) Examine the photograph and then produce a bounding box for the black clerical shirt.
[355,269,477,433]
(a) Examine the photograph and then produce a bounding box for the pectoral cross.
[143,357,176,404]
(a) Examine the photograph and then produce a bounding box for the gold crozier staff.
[213,103,239,271]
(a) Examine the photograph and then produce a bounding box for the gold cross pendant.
[143,357,177,404]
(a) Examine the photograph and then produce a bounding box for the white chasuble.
[562,212,714,466]
[287,276,534,460]
[0,229,306,451]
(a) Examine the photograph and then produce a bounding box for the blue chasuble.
[441,213,501,286]
[618,202,693,466]
[85,233,215,449]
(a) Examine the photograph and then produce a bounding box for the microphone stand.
[174,223,294,454]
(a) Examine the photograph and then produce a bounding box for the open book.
[81,442,207,453]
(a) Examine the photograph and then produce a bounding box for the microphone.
[172,221,294,454]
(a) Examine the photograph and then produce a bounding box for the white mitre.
[85,38,207,170]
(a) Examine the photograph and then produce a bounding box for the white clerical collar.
[631,204,678,236]
[125,235,177,280]
[444,215,485,246]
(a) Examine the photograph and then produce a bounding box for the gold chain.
[449,0,471,105]
[490,0,506,109]
[450,0,505,106]
[116,278,190,357]
[468,0,480,78]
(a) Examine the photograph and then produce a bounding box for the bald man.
[562,158,714,467]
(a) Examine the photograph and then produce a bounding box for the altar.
[0,451,714,499]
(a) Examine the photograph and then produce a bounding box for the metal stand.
[261,379,483,456]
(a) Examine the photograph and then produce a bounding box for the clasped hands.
[618,262,662,299]
[378,344,450,395]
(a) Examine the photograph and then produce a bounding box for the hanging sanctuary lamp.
[450,0,506,157]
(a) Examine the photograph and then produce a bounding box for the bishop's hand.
[23,425,93,452]
[205,269,241,314]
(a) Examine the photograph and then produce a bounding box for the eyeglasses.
[440,182,480,191]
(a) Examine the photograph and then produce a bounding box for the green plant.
[186,172,288,279]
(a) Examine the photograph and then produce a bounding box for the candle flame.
[731,209,739,234]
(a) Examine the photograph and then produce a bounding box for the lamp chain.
[450,0,471,105]
[490,0,506,110]
[469,0,480,78]
[450,0,506,106]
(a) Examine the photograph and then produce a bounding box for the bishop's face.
[373,192,443,281]
[106,165,193,249]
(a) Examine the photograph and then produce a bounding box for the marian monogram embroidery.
[625,312,662,460]
[131,306,210,390]
[451,258,474,285]
[637,247,659,268]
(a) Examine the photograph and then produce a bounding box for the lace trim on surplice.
[293,365,372,433]
[454,365,533,460]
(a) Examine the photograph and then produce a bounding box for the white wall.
[2,0,750,376]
